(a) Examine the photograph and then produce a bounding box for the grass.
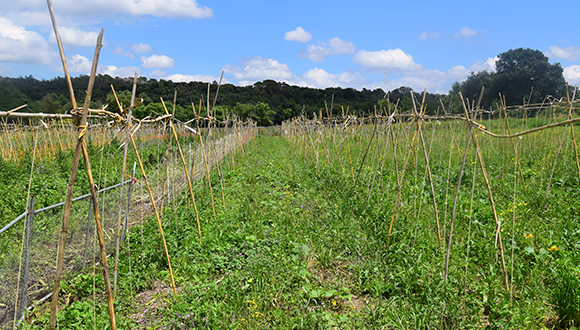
[12,117,580,329]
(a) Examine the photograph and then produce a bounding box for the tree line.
[0,74,441,125]
[0,48,569,125]
[450,48,568,110]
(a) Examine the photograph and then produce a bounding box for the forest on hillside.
[0,74,449,125]
[0,48,569,125]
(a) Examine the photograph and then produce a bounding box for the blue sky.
[1,0,580,94]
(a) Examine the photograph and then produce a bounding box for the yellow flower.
[248,278,254,283]
[332,300,337,306]
[549,246,558,252]
[527,233,533,239]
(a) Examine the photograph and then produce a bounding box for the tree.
[105,90,132,112]
[252,102,275,126]
[451,48,567,109]
[450,70,496,110]
[39,93,63,113]
[495,48,566,105]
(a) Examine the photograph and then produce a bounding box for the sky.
[1,0,580,95]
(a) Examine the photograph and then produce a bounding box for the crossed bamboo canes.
[46,1,116,328]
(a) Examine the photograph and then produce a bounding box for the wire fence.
[0,119,256,328]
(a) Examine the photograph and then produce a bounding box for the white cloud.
[546,46,580,61]
[1,0,213,30]
[0,17,57,64]
[16,0,213,20]
[68,54,92,73]
[112,43,154,59]
[387,56,503,93]
[99,65,142,78]
[467,56,498,73]
[128,43,154,54]
[295,68,370,89]
[447,65,469,79]
[149,70,168,78]
[8,11,52,27]
[222,56,294,81]
[389,69,458,94]
[419,31,439,40]
[454,27,477,38]
[390,76,441,93]
[49,26,101,47]
[141,54,174,69]
[221,56,370,89]
[299,37,356,62]
[165,73,230,84]
[485,56,498,71]
[564,65,580,85]
[353,49,421,71]
[112,46,134,59]
[285,27,312,43]
[0,63,15,75]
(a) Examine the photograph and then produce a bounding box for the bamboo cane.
[113,73,137,298]
[412,89,441,244]
[444,99,473,281]
[566,86,580,182]
[127,131,177,294]
[47,22,116,329]
[499,94,526,193]
[460,92,510,291]
[545,103,573,202]
[387,124,418,245]
[161,97,203,242]
[194,100,217,220]
[350,115,378,197]
[206,86,226,208]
